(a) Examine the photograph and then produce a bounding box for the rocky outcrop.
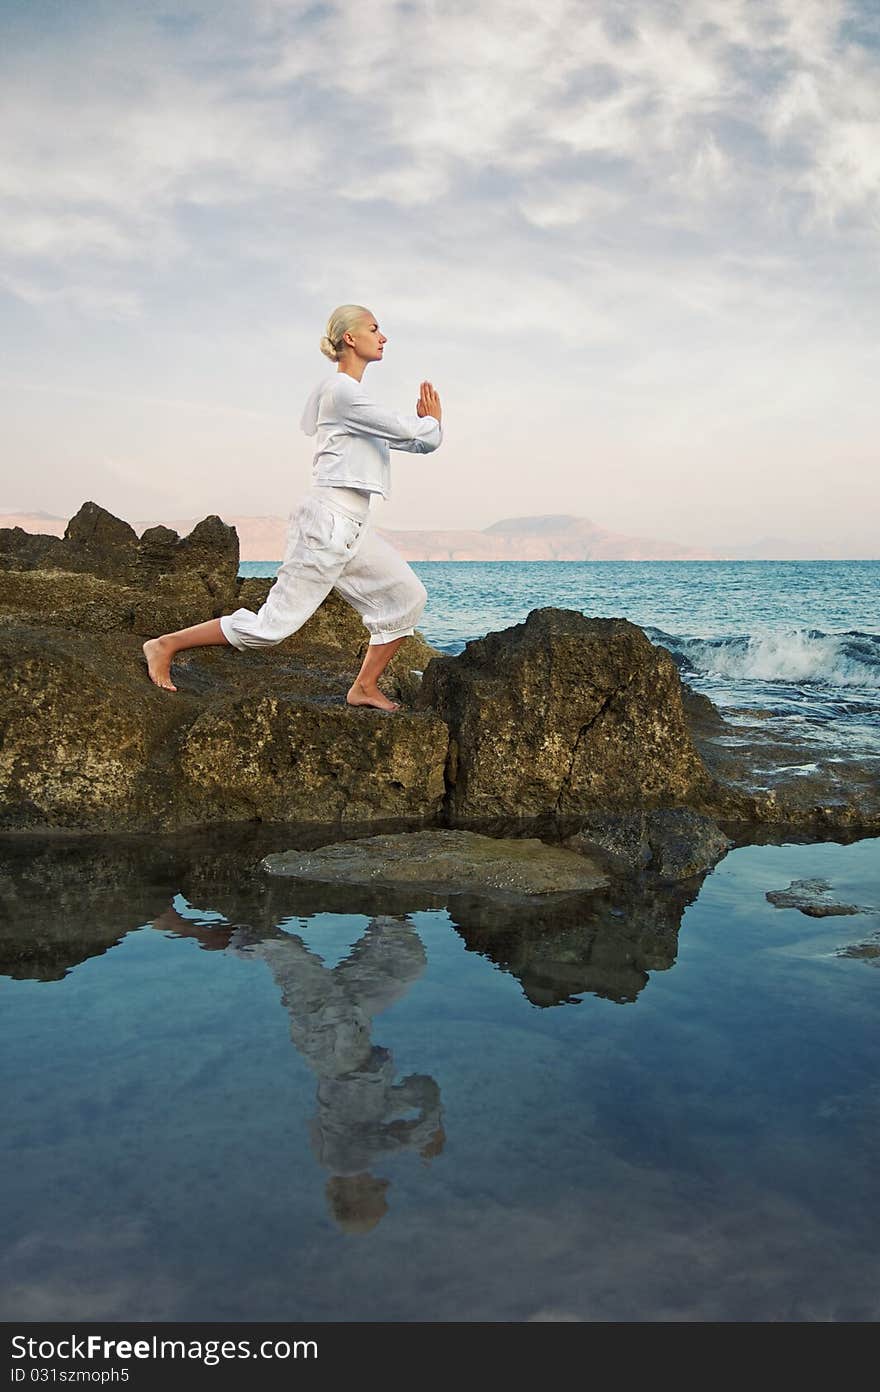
[0,500,240,635]
[0,503,447,832]
[0,621,447,831]
[2,502,878,838]
[415,615,880,833]
[416,609,711,820]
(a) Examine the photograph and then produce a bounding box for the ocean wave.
[645,627,880,689]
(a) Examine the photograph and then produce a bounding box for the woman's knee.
[221,598,306,649]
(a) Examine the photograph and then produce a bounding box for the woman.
[143,305,443,711]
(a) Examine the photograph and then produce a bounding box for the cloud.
[1,0,878,545]
[3,0,879,293]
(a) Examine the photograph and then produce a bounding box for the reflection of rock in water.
[0,835,179,981]
[0,821,427,981]
[448,880,701,1006]
[3,826,696,1014]
[232,915,444,1232]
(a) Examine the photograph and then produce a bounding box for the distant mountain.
[440,514,716,561]
[0,508,715,562]
[4,508,871,561]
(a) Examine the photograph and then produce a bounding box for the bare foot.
[142,637,177,692]
[346,680,400,712]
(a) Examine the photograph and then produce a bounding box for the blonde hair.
[320,303,372,361]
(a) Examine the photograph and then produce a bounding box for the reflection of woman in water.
[143,305,443,711]
[153,906,444,1234]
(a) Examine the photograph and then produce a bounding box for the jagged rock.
[1,501,239,583]
[416,608,711,820]
[262,829,609,898]
[137,524,181,576]
[57,499,140,577]
[563,808,732,883]
[0,526,62,572]
[172,514,239,596]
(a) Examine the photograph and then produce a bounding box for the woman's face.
[345,312,387,362]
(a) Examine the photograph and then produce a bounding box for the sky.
[1,0,878,554]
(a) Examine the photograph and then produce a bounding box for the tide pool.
[2,832,878,1321]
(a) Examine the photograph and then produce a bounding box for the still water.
[2,830,878,1321]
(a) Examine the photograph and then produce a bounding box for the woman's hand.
[416,381,442,424]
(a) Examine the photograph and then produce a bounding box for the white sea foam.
[663,630,880,688]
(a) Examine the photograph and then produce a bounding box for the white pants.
[219,487,428,650]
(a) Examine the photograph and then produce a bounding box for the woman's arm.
[333,376,443,453]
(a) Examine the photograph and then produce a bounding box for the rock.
[2,503,878,837]
[0,502,449,832]
[765,878,871,917]
[1,501,239,587]
[0,621,448,832]
[0,526,62,572]
[0,502,241,632]
[180,700,448,826]
[262,829,609,898]
[416,608,711,820]
[837,937,880,962]
[681,683,728,739]
[563,807,732,882]
[57,499,140,577]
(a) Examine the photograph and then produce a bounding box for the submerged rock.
[765,878,871,917]
[686,698,880,833]
[262,828,609,898]
[837,936,880,963]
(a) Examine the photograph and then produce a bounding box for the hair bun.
[319,335,339,361]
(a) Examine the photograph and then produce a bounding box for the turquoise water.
[244,557,880,751]
[2,560,879,1321]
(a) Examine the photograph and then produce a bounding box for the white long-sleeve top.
[300,371,442,499]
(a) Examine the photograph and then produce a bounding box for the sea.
[2,559,879,1323]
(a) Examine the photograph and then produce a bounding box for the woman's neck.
[336,355,366,382]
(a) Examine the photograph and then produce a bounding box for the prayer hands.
[416,381,441,424]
